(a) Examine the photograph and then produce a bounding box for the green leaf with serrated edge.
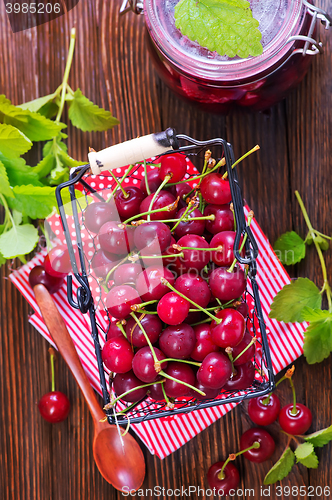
[302,309,332,364]
[268,278,322,323]
[263,447,295,485]
[0,160,14,198]
[0,224,39,258]
[304,425,332,447]
[294,442,319,468]
[68,89,119,132]
[0,95,65,142]
[0,123,32,158]
[37,101,59,120]
[174,0,263,59]
[32,154,55,179]
[18,93,58,113]
[274,231,306,265]
[8,185,56,219]
[0,153,42,187]
[43,137,67,157]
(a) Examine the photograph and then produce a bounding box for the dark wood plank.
[1,0,332,499]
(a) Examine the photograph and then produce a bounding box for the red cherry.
[29,266,64,294]
[140,168,163,196]
[157,292,190,325]
[106,285,141,320]
[240,428,275,463]
[136,266,175,301]
[248,393,281,426]
[112,370,148,402]
[134,221,171,255]
[191,323,219,362]
[204,204,234,235]
[113,263,142,286]
[164,361,196,398]
[173,208,205,238]
[107,321,125,340]
[189,381,219,401]
[91,249,120,280]
[207,461,240,496]
[279,403,312,435]
[223,361,255,391]
[139,191,177,221]
[159,323,196,359]
[38,391,70,423]
[211,308,246,348]
[159,153,187,183]
[174,272,211,308]
[132,346,167,383]
[197,352,232,389]
[101,337,134,373]
[125,314,162,348]
[99,221,134,256]
[114,186,145,220]
[84,202,117,234]
[200,173,232,205]
[231,329,256,366]
[43,245,73,278]
[209,266,246,302]
[210,231,244,267]
[167,182,192,209]
[177,234,210,272]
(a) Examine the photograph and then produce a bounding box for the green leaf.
[67,89,119,132]
[264,447,295,485]
[174,0,263,59]
[0,95,65,142]
[304,425,332,447]
[0,160,14,198]
[294,442,319,468]
[302,308,332,364]
[12,209,23,226]
[269,278,322,323]
[38,138,84,185]
[8,185,57,219]
[57,188,90,216]
[18,92,58,113]
[32,154,56,179]
[274,231,306,265]
[314,235,330,251]
[0,153,42,187]
[0,123,32,158]
[0,252,6,266]
[0,224,39,258]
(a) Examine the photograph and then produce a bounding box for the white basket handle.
[88,128,178,175]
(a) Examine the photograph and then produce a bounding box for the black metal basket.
[55,131,275,424]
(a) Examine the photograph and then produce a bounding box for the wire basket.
[54,130,275,424]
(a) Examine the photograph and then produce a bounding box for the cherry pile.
[31,151,259,407]
[29,245,73,294]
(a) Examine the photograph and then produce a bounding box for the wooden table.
[1,2,332,499]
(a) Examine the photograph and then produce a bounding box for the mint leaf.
[0,123,32,158]
[8,185,56,219]
[269,278,322,323]
[32,154,56,179]
[274,231,306,265]
[302,308,332,364]
[0,160,14,198]
[0,95,65,142]
[38,139,84,185]
[18,93,58,113]
[68,89,119,132]
[0,224,39,258]
[174,0,263,59]
[304,425,332,447]
[12,209,23,226]
[295,442,319,469]
[264,447,295,485]
[0,153,42,187]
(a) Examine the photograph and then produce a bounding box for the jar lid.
[144,0,306,81]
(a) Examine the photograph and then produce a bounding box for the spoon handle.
[34,284,105,424]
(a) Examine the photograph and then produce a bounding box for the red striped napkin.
[9,162,307,459]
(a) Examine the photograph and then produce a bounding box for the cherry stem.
[159,369,205,396]
[295,190,332,312]
[225,347,236,376]
[163,215,215,225]
[314,229,332,240]
[280,430,301,445]
[160,358,201,367]
[130,312,160,367]
[222,145,260,180]
[143,160,151,196]
[108,163,136,200]
[147,175,172,221]
[134,299,158,308]
[228,212,253,273]
[161,382,171,405]
[115,321,128,340]
[189,306,220,313]
[108,170,129,198]
[232,337,257,363]
[218,442,260,479]
[175,245,213,251]
[104,379,165,408]
[167,160,224,186]
[123,202,177,225]
[289,377,298,415]
[190,317,213,326]
[139,252,184,259]
[49,347,56,392]
[161,278,221,323]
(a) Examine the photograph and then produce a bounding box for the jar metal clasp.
[288,0,332,57]
[119,0,143,15]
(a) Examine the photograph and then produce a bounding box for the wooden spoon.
[34,284,145,491]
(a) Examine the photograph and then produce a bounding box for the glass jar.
[141,0,331,112]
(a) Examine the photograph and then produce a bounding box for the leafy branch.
[0,28,119,267]
[269,191,332,364]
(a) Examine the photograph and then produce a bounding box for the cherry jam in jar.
[143,0,331,112]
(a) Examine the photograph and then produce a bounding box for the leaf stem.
[295,191,332,312]
[55,28,76,123]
